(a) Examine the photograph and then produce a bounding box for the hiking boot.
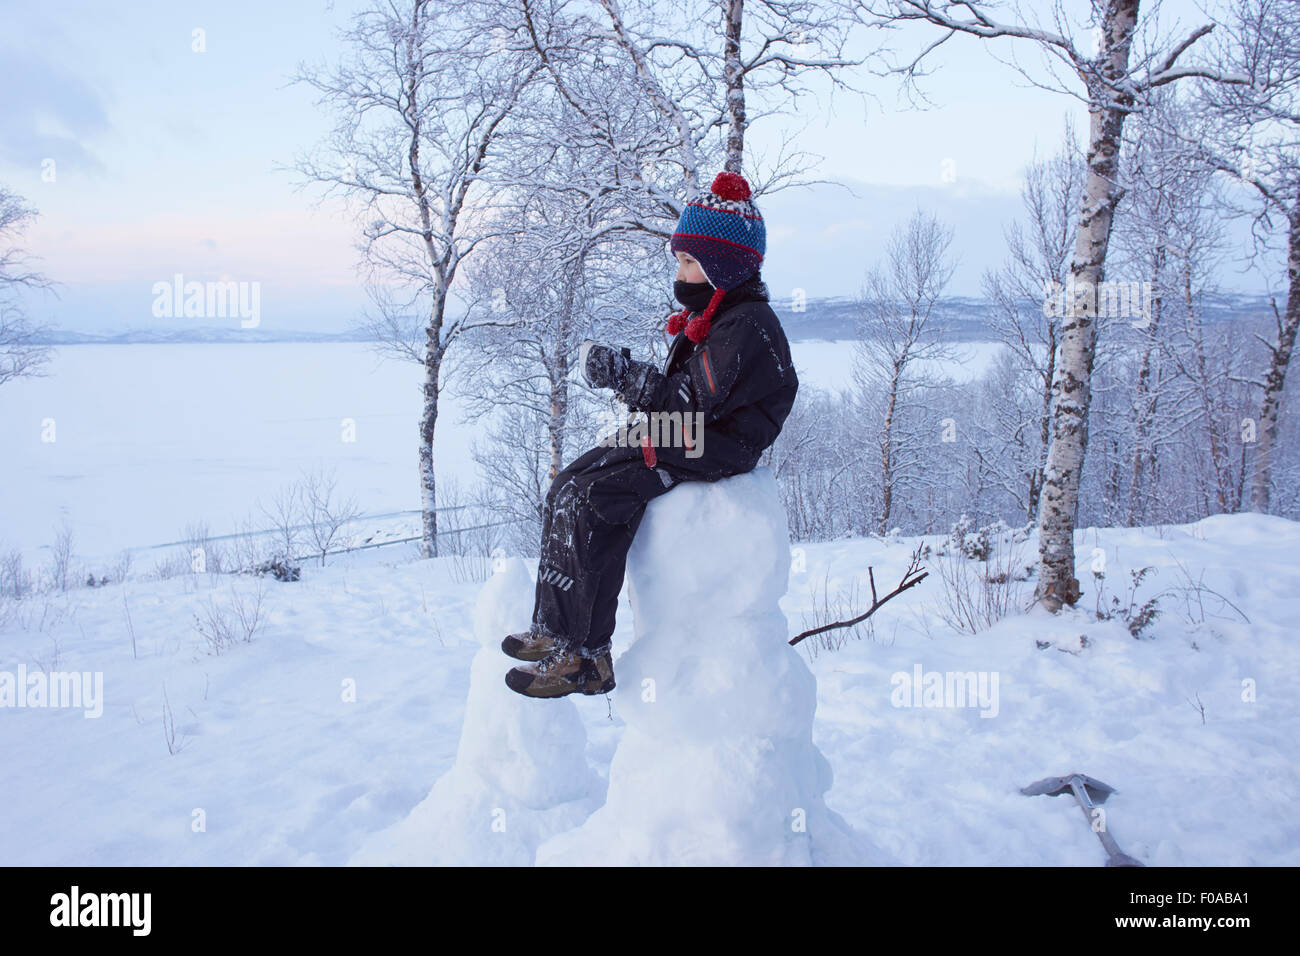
[501,628,558,662]
[504,647,616,699]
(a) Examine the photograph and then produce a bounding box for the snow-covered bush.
[1091,566,1161,638]
[253,554,301,583]
[935,523,1030,634]
[933,515,1016,562]
[192,581,266,655]
[438,476,504,585]
[950,514,992,560]
[184,520,228,574]
[151,548,191,581]
[49,523,75,593]
[0,547,33,600]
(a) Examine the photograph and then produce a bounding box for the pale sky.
[0,0,1275,334]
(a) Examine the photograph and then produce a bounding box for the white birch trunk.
[1029,322,1056,523]
[420,338,443,559]
[1035,0,1138,610]
[723,0,747,172]
[878,362,901,535]
[1250,198,1300,512]
[1127,266,1162,526]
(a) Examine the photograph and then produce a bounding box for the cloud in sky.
[0,0,1276,336]
[0,43,111,172]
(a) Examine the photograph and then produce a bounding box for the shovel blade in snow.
[1021,773,1117,806]
[1022,772,1144,867]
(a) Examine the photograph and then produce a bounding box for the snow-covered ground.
[3,510,1297,865]
[3,338,1296,865]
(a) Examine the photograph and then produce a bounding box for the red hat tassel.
[684,286,727,343]
[666,307,691,337]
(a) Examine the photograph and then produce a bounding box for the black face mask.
[673,279,716,312]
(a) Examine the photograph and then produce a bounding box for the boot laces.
[536,648,576,674]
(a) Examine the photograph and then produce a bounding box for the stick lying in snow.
[789,547,928,647]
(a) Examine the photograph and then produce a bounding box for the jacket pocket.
[698,347,717,395]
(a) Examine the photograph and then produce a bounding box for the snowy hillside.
[3,507,1297,866]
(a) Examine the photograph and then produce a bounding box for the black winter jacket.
[615,276,799,482]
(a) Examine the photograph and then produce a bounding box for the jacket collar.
[667,274,768,343]
[665,277,768,369]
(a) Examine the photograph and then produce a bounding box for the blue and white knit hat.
[667,171,766,343]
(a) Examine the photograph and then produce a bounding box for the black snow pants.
[532,442,684,659]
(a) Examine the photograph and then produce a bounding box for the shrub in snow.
[253,555,300,583]
[192,583,265,655]
[1091,566,1161,638]
[945,514,985,561]
[936,519,1030,634]
[0,548,34,599]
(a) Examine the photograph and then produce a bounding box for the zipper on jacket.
[700,347,717,394]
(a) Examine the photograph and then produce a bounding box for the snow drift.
[348,557,600,866]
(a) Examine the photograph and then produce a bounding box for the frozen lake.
[0,338,1005,563]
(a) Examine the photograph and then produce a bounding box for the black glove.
[579,340,631,391]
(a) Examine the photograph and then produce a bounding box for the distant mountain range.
[32,327,377,345]
[33,291,1283,346]
[773,290,1284,342]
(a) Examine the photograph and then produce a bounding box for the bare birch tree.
[294,0,543,558]
[450,28,675,477]
[300,463,362,566]
[852,208,956,534]
[512,0,873,239]
[1163,199,1239,515]
[0,187,54,387]
[856,0,1257,609]
[1192,0,1300,513]
[980,126,1084,522]
[438,0,875,546]
[1108,89,1233,524]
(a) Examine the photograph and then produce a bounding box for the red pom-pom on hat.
[711,171,751,201]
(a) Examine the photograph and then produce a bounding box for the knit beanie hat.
[667,171,765,343]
